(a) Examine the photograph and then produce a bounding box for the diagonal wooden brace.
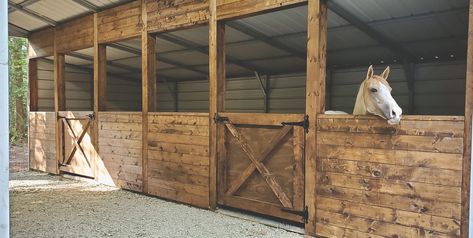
[62,118,91,166]
[225,123,293,208]
[226,126,292,196]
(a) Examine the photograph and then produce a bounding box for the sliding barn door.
[217,113,306,223]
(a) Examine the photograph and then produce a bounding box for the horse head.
[354,65,403,125]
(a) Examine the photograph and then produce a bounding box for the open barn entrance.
[215,5,308,223]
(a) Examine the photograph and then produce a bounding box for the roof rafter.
[108,43,209,77]
[71,0,98,13]
[157,33,271,73]
[327,0,416,61]
[226,21,306,60]
[8,1,57,26]
[8,23,29,37]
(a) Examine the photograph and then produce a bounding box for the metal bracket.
[214,114,229,124]
[281,115,309,133]
[281,206,309,223]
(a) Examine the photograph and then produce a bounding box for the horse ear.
[367,65,374,79]
[381,66,390,80]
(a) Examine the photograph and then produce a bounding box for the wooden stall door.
[217,113,306,223]
[59,111,96,178]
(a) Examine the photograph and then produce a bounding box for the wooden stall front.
[25,0,473,237]
[315,115,464,237]
[29,112,56,174]
[147,112,210,208]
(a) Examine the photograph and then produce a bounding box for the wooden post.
[305,0,327,235]
[462,1,473,237]
[141,0,156,194]
[54,29,65,175]
[28,58,38,111]
[209,0,226,210]
[93,13,107,179]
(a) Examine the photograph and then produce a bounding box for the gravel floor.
[10,171,304,238]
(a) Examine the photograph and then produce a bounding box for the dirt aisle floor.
[10,171,303,238]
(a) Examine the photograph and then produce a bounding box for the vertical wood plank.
[209,0,225,209]
[93,13,107,179]
[141,0,156,194]
[293,126,304,210]
[462,1,473,237]
[305,0,327,235]
[28,58,38,111]
[54,28,65,175]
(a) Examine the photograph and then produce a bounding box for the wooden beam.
[462,1,473,237]
[93,12,106,180]
[28,58,38,111]
[327,0,415,62]
[141,0,156,194]
[53,29,65,175]
[209,0,225,210]
[54,56,65,111]
[305,0,327,235]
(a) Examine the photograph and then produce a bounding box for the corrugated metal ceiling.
[8,0,470,81]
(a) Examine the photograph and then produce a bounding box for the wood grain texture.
[147,113,210,208]
[97,1,142,44]
[209,3,224,210]
[29,58,38,111]
[305,0,327,235]
[59,111,95,178]
[216,0,305,20]
[28,27,54,58]
[146,0,209,34]
[462,2,473,237]
[56,14,94,53]
[29,112,57,173]
[97,112,143,192]
[316,115,464,238]
[218,114,305,223]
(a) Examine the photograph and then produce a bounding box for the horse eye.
[370,88,378,93]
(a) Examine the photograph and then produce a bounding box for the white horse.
[326,65,403,125]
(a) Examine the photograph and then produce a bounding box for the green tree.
[8,37,28,144]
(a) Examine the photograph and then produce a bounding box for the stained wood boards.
[461,1,473,237]
[29,28,54,58]
[29,112,57,173]
[27,0,310,55]
[97,1,142,44]
[59,111,95,178]
[56,15,94,53]
[146,0,209,34]
[316,115,464,238]
[216,0,306,20]
[97,112,143,192]
[217,113,305,223]
[147,113,210,208]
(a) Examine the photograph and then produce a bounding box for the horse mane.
[353,80,367,115]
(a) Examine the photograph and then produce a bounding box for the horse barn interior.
[8,0,473,237]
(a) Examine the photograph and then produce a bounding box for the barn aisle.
[9,171,302,238]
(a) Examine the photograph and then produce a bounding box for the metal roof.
[8,0,470,81]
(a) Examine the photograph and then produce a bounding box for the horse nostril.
[392,110,396,117]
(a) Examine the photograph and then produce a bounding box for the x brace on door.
[59,113,94,167]
[219,117,294,208]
